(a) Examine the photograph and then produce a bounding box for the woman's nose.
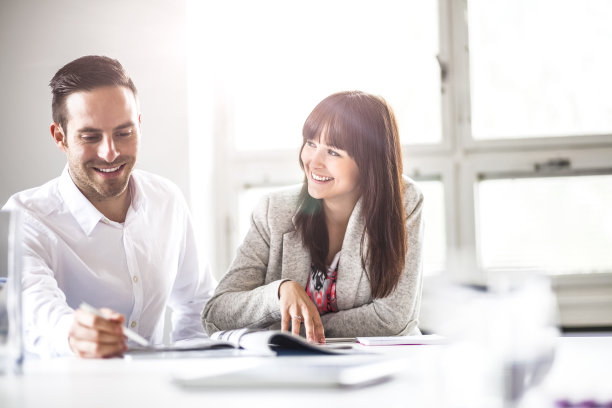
[310,147,325,168]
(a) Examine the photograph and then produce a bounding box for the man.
[2,55,216,358]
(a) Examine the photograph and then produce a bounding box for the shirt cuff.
[51,313,76,357]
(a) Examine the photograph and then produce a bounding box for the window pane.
[419,180,447,276]
[477,175,612,274]
[201,0,440,149]
[239,180,447,276]
[468,0,612,139]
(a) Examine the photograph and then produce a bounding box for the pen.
[79,302,150,347]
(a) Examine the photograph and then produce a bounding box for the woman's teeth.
[312,172,333,181]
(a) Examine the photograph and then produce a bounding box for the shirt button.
[130,321,137,328]
[132,276,138,283]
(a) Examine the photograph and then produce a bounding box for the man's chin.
[98,179,131,198]
[87,176,131,200]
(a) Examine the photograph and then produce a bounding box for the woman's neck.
[322,194,359,228]
[323,195,360,264]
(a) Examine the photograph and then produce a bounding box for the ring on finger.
[292,315,303,322]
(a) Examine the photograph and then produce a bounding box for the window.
[468,0,612,139]
[477,174,612,273]
[418,179,447,275]
[196,0,442,150]
[187,0,612,328]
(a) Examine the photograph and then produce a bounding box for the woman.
[202,91,424,343]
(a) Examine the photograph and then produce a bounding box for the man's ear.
[50,122,67,152]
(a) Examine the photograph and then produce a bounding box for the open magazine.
[211,328,357,355]
[127,328,356,356]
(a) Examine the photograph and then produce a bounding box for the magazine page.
[127,337,235,353]
[211,329,359,355]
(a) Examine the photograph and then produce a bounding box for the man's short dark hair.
[49,55,138,132]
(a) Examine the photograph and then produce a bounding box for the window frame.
[188,0,612,328]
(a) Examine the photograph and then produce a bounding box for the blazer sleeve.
[201,195,285,335]
[319,184,424,337]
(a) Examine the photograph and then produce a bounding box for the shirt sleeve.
[319,184,425,337]
[166,198,217,342]
[10,208,76,358]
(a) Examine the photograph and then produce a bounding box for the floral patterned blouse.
[305,252,340,315]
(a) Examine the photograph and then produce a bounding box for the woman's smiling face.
[300,131,360,208]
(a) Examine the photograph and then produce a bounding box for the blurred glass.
[197,0,441,149]
[0,210,23,375]
[477,174,612,274]
[468,0,612,139]
[426,272,559,408]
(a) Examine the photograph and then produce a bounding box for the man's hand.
[68,308,127,358]
[279,280,325,344]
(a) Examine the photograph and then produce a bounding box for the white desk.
[1,336,610,408]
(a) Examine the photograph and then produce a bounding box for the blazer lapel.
[281,229,311,287]
[336,198,369,310]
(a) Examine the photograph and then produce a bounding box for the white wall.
[0,0,191,204]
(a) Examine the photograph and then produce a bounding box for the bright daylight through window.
[468,0,612,139]
[187,0,612,311]
[478,175,612,274]
[207,0,442,150]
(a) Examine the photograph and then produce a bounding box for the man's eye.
[116,129,133,137]
[81,134,101,142]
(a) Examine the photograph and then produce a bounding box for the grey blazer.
[202,176,424,337]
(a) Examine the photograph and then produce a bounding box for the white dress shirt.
[3,167,216,357]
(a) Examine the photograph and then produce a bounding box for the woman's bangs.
[302,92,370,159]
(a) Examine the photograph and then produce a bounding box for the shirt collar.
[128,169,144,213]
[58,166,141,236]
[58,166,104,236]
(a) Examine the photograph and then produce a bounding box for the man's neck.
[92,188,131,223]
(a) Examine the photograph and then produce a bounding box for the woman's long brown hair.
[295,91,406,299]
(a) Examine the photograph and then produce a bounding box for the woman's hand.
[279,280,325,344]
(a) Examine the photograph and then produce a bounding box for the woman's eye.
[306,141,316,148]
[328,149,340,157]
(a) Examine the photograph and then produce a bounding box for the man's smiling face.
[57,85,140,203]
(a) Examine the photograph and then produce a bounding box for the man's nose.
[98,135,119,163]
